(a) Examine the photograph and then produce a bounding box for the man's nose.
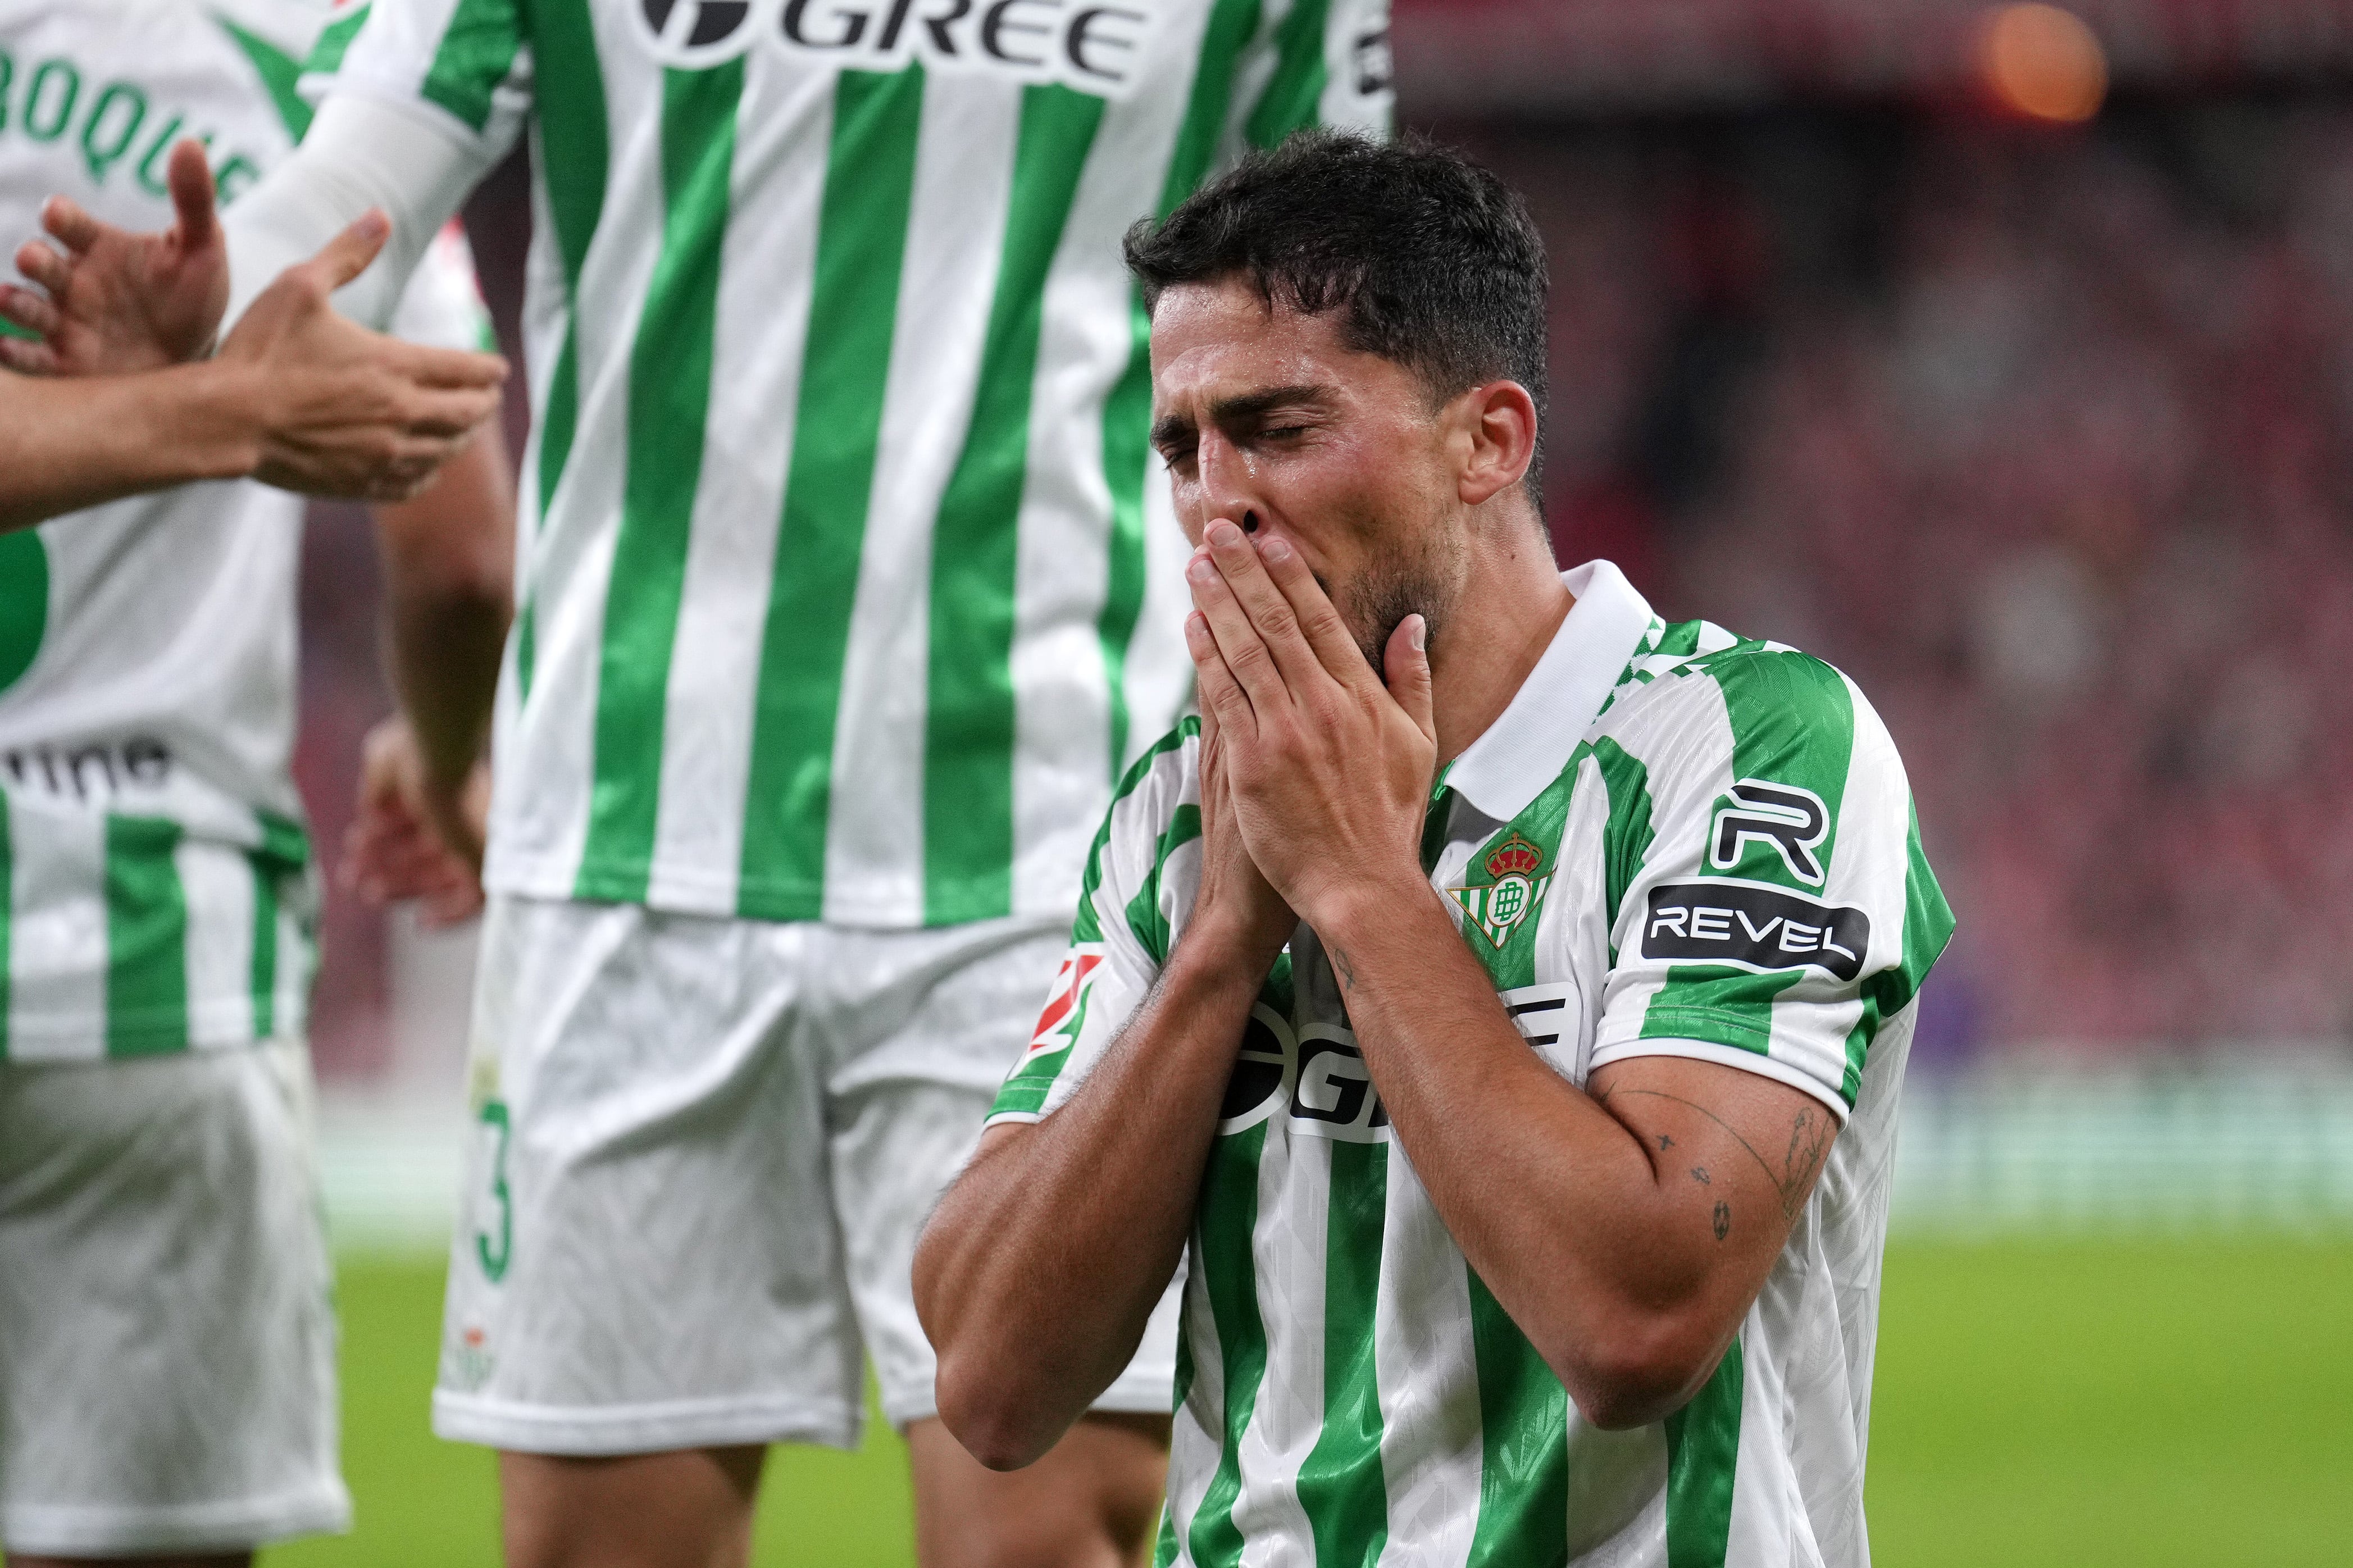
[1194,430,1267,535]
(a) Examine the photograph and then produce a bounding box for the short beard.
[1327,530,1460,682]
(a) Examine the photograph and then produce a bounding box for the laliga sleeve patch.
[1641,882,1871,982]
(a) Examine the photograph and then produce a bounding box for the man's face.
[1148,280,1471,672]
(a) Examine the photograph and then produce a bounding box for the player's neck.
[1427,507,1574,765]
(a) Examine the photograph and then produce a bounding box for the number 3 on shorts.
[476,1100,513,1284]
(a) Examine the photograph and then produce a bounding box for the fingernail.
[1411,615,1427,651]
[1262,535,1292,562]
[1189,557,1217,583]
[1207,519,1242,546]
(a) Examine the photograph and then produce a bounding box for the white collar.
[1441,559,1655,822]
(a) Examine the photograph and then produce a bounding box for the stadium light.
[1979,3,2110,123]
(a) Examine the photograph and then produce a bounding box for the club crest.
[1448,832,1552,948]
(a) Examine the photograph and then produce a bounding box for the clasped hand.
[1183,519,1439,955]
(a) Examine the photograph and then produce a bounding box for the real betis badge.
[1449,832,1553,948]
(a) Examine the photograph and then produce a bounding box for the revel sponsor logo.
[634,0,1167,97]
[1641,881,1870,982]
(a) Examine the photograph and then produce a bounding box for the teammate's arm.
[1,212,504,531]
[915,713,1294,1472]
[1187,522,1835,1432]
[368,416,514,877]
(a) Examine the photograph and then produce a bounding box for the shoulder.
[1596,622,1880,773]
[1086,717,1201,885]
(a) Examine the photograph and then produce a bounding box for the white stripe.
[1230,1127,1323,1565]
[4,805,106,1060]
[643,63,833,912]
[1164,1244,1228,1566]
[1371,1145,1480,1568]
[484,29,666,901]
[1005,67,1194,918]
[1124,457,1196,766]
[275,874,316,1040]
[177,838,256,1049]
[822,76,1020,924]
[1724,1311,1796,1568]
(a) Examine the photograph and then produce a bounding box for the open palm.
[0,139,229,375]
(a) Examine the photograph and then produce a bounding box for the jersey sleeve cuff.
[1586,1036,1853,1123]
[981,1109,1043,1129]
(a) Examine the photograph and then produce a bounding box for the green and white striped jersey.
[0,0,491,1060]
[990,561,1955,1568]
[330,0,1392,928]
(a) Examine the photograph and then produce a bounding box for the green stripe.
[1594,736,1655,946]
[736,65,925,919]
[0,532,47,694]
[1297,1139,1390,1568]
[1094,300,1152,779]
[1654,619,1704,661]
[1096,0,1264,780]
[1185,1120,1272,1568]
[0,797,12,1059]
[248,854,279,1038]
[1664,1338,1744,1568]
[419,0,524,134]
[1840,804,1955,1102]
[1463,1270,1568,1567]
[104,815,188,1056]
[922,85,1109,926]
[1123,805,1200,963]
[1243,0,1331,148]
[519,0,611,704]
[216,18,313,140]
[1708,648,1855,889]
[302,4,372,77]
[573,61,741,903]
[1640,967,1804,1053]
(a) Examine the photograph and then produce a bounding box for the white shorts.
[0,1042,349,1556]
[434,894,1180,1456]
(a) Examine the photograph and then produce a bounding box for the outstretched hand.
[0,139,229,375]
[1183,519,1437,929]
[218,209,508,501]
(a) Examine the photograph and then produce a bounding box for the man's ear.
[1454,380,1539,508]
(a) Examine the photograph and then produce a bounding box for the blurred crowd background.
[295,0,2353,1096]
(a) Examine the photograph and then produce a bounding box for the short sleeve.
[386,221,494,351]
[329,0,532,158]
[987,723,1201,1126]
[1589,649,1954,1118]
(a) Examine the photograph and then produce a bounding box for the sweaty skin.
[916,281,1837,1467]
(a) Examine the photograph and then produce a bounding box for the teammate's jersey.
[0,0,491,1061]
[989,561,1955,1568]
[330,0,1393,929]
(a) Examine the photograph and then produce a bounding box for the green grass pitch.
[265,1239,2352,1567]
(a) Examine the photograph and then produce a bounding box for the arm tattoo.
[1600,1087,1835,1221]
[1712,1201,1732,1241]
[1329,943,1360,992]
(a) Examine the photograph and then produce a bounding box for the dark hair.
[1125,130,1550,502]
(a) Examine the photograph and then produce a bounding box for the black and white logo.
[1351,27,1392,95]
[633,0,1166,96]
[1641,881,1870,982]
[1218,1004,1388,1143]
[639,0,761,65]
[1709,779,1829,886]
